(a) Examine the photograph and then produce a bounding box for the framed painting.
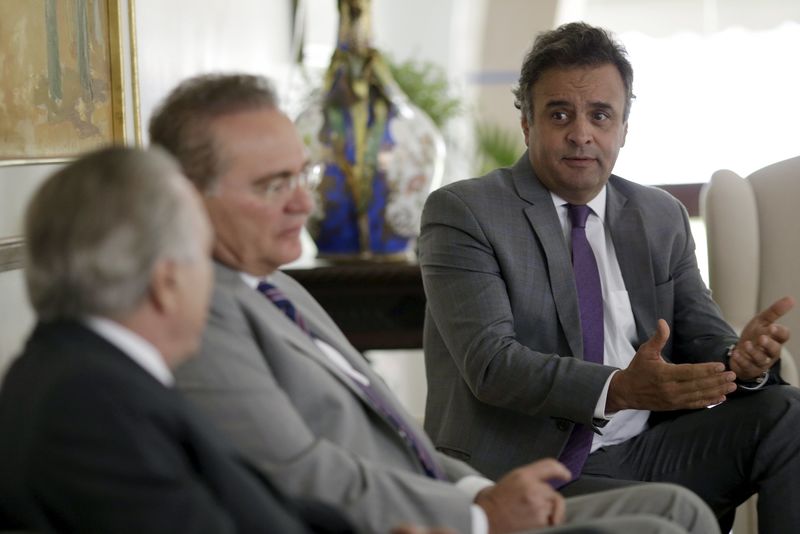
[0,0,134,164]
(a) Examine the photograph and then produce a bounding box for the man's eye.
[552,111,569,121]
[266,178,291,194]
[592,111,610,121]
[254,177,289,195]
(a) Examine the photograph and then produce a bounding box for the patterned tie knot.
[567,204,592,229]
[257,281,286,306]
[256,281,309,335]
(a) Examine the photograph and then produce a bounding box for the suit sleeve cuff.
[455,475,494,498]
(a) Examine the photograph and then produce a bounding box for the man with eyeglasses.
[148,73,719,534]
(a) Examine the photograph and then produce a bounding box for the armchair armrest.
[778,347,798,386]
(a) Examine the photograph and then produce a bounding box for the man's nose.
[566,117,593,145]
[286,182,314,214]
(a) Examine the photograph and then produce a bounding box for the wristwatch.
[726,343,770,386]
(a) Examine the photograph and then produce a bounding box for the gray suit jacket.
[419,154,739,480]
[175,262,480,534]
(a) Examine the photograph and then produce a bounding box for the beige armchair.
[701,155,800,534]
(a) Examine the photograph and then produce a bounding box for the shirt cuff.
[737,372,769,390]
[455,477,493,534]
[455,475,494,498]
[594,369,620,419]
[470,505,489,534]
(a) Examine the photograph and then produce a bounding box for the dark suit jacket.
[418,154,742,480]
[0,321,351,534]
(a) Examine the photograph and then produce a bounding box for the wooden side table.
[283,261,426,352]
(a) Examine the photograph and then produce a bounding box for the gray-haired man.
[0,147,352,533]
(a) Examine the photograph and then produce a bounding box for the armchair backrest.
[701,155,800,381]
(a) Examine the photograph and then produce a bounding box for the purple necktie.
[557,204,604,483]
[256,281,446,480]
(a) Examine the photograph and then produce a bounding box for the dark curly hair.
[513,22,634,123]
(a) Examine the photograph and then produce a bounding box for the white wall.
[0,270,34,376]
[135,0,293,142]
[0,162,65,375]
[474,0,560,138]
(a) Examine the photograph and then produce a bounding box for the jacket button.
[556,420,570,431]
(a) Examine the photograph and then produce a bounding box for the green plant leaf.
[385,55,461,128]
[475,122,523,175]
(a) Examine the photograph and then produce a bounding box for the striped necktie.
[257,281,310,336]
[255,280,446,480]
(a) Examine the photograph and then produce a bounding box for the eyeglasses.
[218,162,324,204]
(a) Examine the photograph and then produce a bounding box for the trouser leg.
[541,515,689,534]
[562,483,719,534]
[582,385,800,533]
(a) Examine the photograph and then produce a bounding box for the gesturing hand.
[475,459,570,534]
[730,296,794,381]
[607,319,737,412]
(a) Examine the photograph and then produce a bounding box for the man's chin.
[272,244,304,269]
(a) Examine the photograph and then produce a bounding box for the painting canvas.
[0,0,123,161]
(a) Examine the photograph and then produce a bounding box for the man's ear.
[148,259,179,314]
[521,116,531,147]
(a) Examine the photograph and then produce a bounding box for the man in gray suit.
[149,73,719,534]
[419,21,800,533]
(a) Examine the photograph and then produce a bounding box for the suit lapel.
[214,264,329,370]
[218,263,380,408]
[215,263,435,471]
[269,272,428,443]
[606,179,657,343]
[252,288,367,397]
[513,155,583,360]
[283,303,402,413]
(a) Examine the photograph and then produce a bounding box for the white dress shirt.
[550,188,650,451]
[240,272,491,534]
[84,316,174,387]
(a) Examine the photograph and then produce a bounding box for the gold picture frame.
[0,0,140,271]
[0,238,25,273]
[0,0,140,165]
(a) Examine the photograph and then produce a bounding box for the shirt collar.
[84,316,174,387]
[239,271,262,290]
[240,271,277,290]
[549,185,607,223]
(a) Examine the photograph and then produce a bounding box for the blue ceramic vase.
[295,0,445,261]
